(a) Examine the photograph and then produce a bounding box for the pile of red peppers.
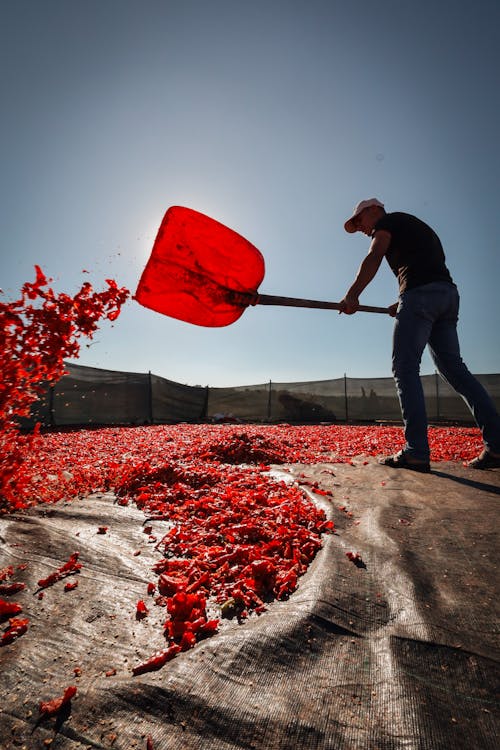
[116,459,333,673]
[1,422,483,514]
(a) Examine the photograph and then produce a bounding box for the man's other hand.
[388,302,398,317]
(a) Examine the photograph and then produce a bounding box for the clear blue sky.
[2,0,499,387]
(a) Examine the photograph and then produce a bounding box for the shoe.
[379,451,430,473]
[468,450,500,469]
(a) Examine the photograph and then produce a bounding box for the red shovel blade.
[135,206,265,327]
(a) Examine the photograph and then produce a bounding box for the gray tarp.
[1,460,499,749]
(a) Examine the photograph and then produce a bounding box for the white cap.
[344,198,384,233]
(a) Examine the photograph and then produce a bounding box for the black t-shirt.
[374,211,454,294]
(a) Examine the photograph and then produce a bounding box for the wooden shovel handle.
[253,293,390,314]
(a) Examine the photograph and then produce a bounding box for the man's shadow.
[430,469,500,495]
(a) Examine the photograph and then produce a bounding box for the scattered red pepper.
[346,552,366,569]
[132,645,181,675]
[64,580,79,592]
[39,685,77,717]
[312,487,333,497]
[0,599,22,617]
[1,617,29,645]
[0,565,14,581]
[0,582,25,595]
[136,600,149,619]
[37,552,82,589]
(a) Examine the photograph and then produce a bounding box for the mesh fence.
[26,363,500,427]
[207,373,500,423]
[28,362,208,426]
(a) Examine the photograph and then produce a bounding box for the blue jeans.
[392,282,500,460]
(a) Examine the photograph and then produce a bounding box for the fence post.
[202,385,209,421]
[267,380,272,421]
[49,385,55,427]
[148,371,153,424]
[344,373,349,423]
[435,371,440,422]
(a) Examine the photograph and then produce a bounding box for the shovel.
[135,206,389,327]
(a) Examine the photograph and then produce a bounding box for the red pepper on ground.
[0,565,14,581]
[1,617,29,646]
[0,599,22,617]
[37,552,82,589]
[346,551,366,568]
[136,600,149,619]
[39,685,77,717]
[0,582,26,595]
[132,645,182,675]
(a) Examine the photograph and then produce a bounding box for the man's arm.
[339,230,391,314]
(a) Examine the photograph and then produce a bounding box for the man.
[339,198,500,472]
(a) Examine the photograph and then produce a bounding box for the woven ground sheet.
[1,459,499,750]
